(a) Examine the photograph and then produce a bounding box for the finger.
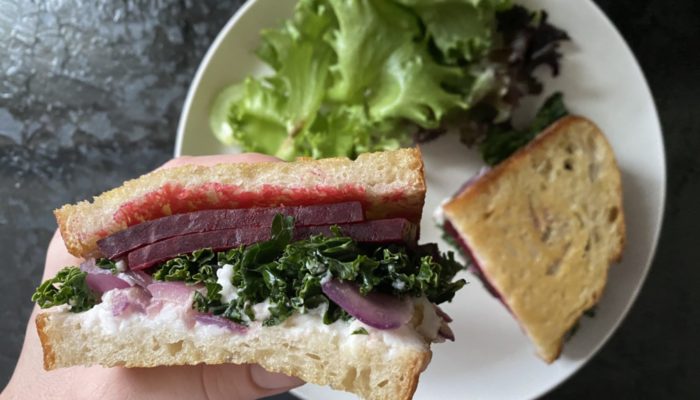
[201,363,304,400]
[250,364,305,392]
[43,229,82,280]
[159,153,281,170]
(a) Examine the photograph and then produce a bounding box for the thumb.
[250,364,305,393]
[202,363,304,400]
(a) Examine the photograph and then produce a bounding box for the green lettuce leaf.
[396,0,511,63]
[257,0,336,70]
[210,0,335,160]
[367,41,467,128]
[325,0,419,103]
[209,0,569,163]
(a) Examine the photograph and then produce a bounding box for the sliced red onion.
[85,272,131,295]
[146,300,164,317]
[111,287,152,317]
[438,321,455,341]
[147,281,198,304]
[195,314,247,334]
[80,258,111,275]
[182,307,197,329]
[434,305,453,323]
[124,270,153,288]
[321,279,413,330]
[80,258,131,295]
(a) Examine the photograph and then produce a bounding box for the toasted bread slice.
[56,148,425,258]
[36,296,435,400]
[443,116,625,362]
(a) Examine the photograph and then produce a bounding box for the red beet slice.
[128,218,417,271]
[98,202,364,259]
[294,218,417,244]
[443,220,512,315]
[128,227,270,270]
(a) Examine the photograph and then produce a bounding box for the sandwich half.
[441,116,625,362]
[33,148,465,400]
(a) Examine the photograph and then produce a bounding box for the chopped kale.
[155,215,465,326]
[31,267,98,312]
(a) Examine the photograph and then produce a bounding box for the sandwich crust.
[36,309,431,400]
[443,116,625,362]
[56,148,425,258]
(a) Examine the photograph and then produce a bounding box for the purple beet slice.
[127,218,416,271]
[443,219,510,312]
[294,218,417,244]
[128,227,270,270]
[98,202,364,259]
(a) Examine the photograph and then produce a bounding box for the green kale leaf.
[31,267,98,312]
[157,214,466,327]
[352,327,369,335]
[479,92,568,165]
[96,258,118,274]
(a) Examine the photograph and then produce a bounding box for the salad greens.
[156,215,465,326]
[211,0,569,162]
[479,92,568,165]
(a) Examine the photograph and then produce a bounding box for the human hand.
[2,154,305,400]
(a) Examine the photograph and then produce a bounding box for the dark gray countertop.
[1,0,698,398]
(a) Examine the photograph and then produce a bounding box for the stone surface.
[0,0,698,399]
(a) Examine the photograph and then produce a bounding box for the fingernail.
[250,364,305,390]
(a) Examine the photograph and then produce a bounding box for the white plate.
[176,1,666,398]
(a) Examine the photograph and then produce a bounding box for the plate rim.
[175,0,667,398]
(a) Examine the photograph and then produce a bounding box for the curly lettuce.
[210,0,569,162]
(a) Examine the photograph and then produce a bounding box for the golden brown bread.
[443,116,625,362]
[56,148,425,258]
[36,299,434,400]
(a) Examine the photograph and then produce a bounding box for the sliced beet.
[443,220,510,312]
[294,218,417,244]
[128,227,270,270]
[128,218,417,271]
[98,202,364,259]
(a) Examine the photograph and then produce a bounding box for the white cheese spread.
[216,264,238,303]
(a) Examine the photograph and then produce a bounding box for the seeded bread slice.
[36,305,432,400]
[443,116,625,362]
[56,148,425,258]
